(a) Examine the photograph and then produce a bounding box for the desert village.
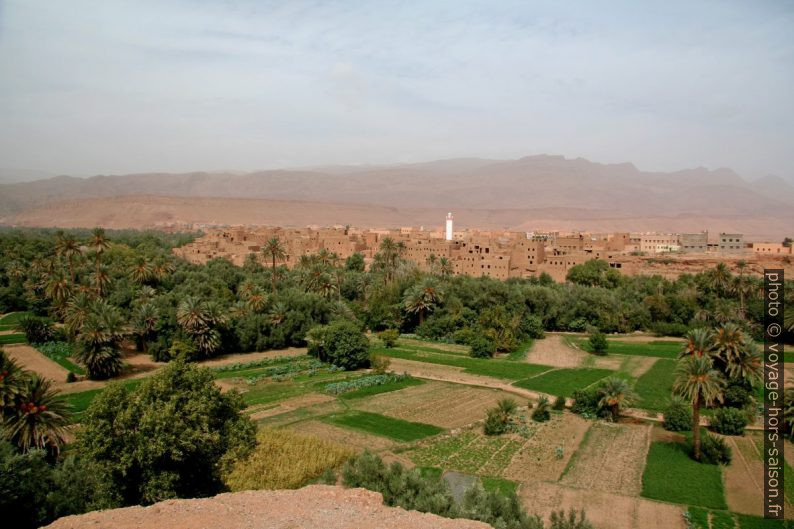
[173,213,793,281]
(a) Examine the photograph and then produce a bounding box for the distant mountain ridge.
[1,155,792,235]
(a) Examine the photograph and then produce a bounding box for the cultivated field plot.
[633,358,677,411]
[288,420,397,452]
[524,335,587,368]
[5,343,70,382]
[513,368,613,397]
[641,441,726,510]
[518,480,686,529]
[408,430,523,477]
[247,392,337,421]
[503,412,591,483]
[0,333,26,344]
[723,436,766,517]
[372,346,552,380]
[0,311,31,331]
[353,380,519,428]
[560,422,651,496]
[323,411,443,442]
[571,336,682,359]
[398,338,470,355]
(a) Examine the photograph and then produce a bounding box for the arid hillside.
[4,194,792,241]
[43,485,491,529]
[2,155,792,239]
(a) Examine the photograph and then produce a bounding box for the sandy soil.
[724,435,767,516]
[525,335,589,368]
[503,413,592,483]
[518,481,685,529]
[4,344,71,382]
[560,422,651,496]
[44,485,492,529]
[248,393,337,421]
[288,420,396,452]
[354,380,518,428]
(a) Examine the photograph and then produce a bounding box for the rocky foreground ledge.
[44,484,492,529]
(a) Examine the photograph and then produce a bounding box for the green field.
[34,342,86,375]
[338,377,424,400]
[324,411,443,442]
[408,430,522,476]
[372,346,552,380]
[513,368,613,397]
[63,378,145,418]
[573,337,682,359]
[0,311,31,331]
[641,441,726,509]
[736,514,790,529]
[633,358,677,411]
[506,339,534,361]
[0,333,27,345]
[481,476,518,495]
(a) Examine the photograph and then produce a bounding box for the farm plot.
[353,380,520,428]
[323,411,443,442]
[526,335,591,368]
[633,359,677,412]
[503,412,591,483]
[5,343,70,382]
[723,436,766,516]
[408,430,523,477]
[0,311,31,331]
[247,392,338,421]
[513,368,613,397]
[288,420,397,452]
[0,333,26,345]
[518,480,686,529]
[572,337,682,359]
[641,441,727,510]
[398,338,470,355]
[560,422,651,496]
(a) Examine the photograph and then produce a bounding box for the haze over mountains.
[1,155,792,240]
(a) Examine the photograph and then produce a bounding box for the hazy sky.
[1,0,792,180]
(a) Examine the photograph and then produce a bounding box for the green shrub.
[469,335,495,358]
[663,397,693,432]
[711,407,748,436]
[553,395,566,410]
[460,484,544,529]
[378,329,399,348]
[484,409,507,435]
[697,432,733,465]
[368,353,391,374]
[307,320,370,370]
[649,322,690,337]
[549,509,595,529]
[522,315,545,339]
[571,388,599,417]
[66,372,76,383]
[532,396,551,422]
[588,330,608,355]
[16,315,54,343]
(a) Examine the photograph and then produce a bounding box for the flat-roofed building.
[679,232,709,253]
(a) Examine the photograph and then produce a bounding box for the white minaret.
[445,212,454,241]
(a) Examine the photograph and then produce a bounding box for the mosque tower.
[445,212,454,241]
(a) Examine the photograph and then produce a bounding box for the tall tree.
[90,228,110,296]
[4,374,71,454]
[403,279,444,325]
[262,237,286,292]
[596,377,636,421]
[679,328,715,359]
[673,356,725,461]
[55,232,81,285]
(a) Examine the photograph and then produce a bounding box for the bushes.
[224,429,352,491]
[587,330,608,355]
[553,395,566,410]
[663,397,693,432]
[378,329,399,348]
[650,321,690,337]
[470,335,495,358]
[15,315,54,343]
[697,432,732,465]
[306,320,370,370]
[710,407,748,436]
[531,396,551,422]
[341,452,551,529]
[483,399,519,435]
[571,388,599,417]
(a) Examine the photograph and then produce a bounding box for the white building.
[445,212,454,241]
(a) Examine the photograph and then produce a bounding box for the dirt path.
[5,344,71,383]
[518,481,685,529]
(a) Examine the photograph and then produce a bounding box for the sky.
[0,0,792,180]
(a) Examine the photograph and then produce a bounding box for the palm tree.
[0,349,26,410]
[496,398,518,422]
[90,228,109,294]
[55,232,81,284]
[176,297,224,357]
[426,253,438,274]
[45,270,72,312]
[91,264,111,298]
[709,262,732,295]
[724,340,762,384]
[673,356,726,461]
[262,237,287,292]
[132,303,159,354]
[64,291,93,338]
[150,260,173,284]
[679,328,715,359]
[176,296,211,334]
[438,257,454,277]
[596,377,636,421]
[712,323,745,365]
[130,257,153,285]
[268,302,288,326]
[403,279,444,325]
[74,301,125,379]
[5,374,71,454]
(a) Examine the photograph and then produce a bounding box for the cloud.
[0,0,792,179]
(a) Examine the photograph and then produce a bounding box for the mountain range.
[1,155,792,240]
